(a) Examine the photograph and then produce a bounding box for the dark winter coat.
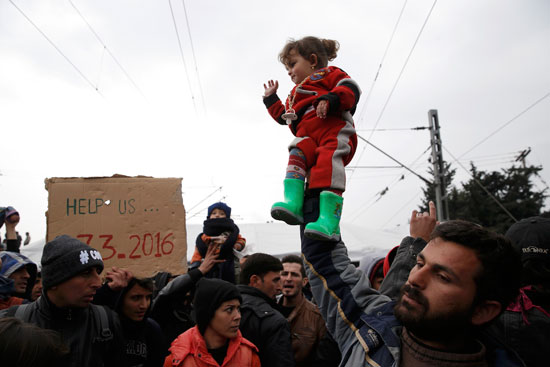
[0,292,125,367]
[114,282,169,367]
[150,268,204,344]
[237,285,295,367]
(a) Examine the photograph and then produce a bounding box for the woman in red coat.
[164,278,260,367]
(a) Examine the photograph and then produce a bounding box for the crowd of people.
[1,198,549,367]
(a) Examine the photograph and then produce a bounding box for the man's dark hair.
[127,277,154,293]
[281,254,306,278]
[431,220,522,308]
[240,253,283,285]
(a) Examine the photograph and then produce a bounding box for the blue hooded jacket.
[0,251,37,300]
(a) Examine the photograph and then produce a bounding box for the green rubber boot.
[304,191,343,241]
[271,178,305,225]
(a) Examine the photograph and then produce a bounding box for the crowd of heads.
[0,206,549,366]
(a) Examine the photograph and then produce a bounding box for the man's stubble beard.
[394,284,474,343]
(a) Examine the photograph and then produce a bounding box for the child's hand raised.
[263,80,279,97]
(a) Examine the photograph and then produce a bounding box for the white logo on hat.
[523,246,549,255]
[80,250,90,264]
[90,250,103,261]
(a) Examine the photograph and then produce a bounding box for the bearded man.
[301,198,525,367]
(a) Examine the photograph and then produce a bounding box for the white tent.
[186,222,405,262]
[20,223,406,269]
[20,238,46,269]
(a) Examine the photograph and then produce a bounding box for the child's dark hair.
[279,36,339,69]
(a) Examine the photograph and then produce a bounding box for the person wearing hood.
[190,202,246,283]
[116,277,168,367]
[0,251,37,309]
[165,277,260,367]
[358,254,385,291]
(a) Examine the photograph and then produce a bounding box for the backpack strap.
[91,304,113,341]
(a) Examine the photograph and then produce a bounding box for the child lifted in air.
[263,36,361,241]
[190,202,245,283]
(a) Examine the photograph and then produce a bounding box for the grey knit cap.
[41,235,104,289]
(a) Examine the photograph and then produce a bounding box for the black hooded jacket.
[114,282,168,367]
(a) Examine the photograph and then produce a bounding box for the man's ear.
[302,277,309,288]
[471,300,501,326]
[249,274,262,288]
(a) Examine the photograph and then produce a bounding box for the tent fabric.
[20,239,45,270]
[186,222,404,262]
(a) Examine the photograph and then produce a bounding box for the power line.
[380,190,422,229]
[168,0,198,114]
[348,189,390,223]
[347,146,431,222]
[9,0,102,96]
[380,146,431,188]
[181,0,207,115]
[463,151,520,160]
[367,0,438,141]
[346,165,402,169]
[95,45,107,90]
[348,0,409,182]
[187,195,227,220]
[458,91,550,159]
[356,134,431,184]
[443,146,518,223]
[185,186,223,213]
[349,0,437,183]
[356,0,409,129]
[68,0,148,100]
[357,126,428,132]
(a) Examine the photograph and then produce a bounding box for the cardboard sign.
[46,175,187,277]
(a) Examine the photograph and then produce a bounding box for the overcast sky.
[1,0,549,248]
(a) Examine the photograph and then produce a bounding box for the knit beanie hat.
[506,216,550,264]
[207,202,231,219]
[41,235,104,290]
[193,278,242,335]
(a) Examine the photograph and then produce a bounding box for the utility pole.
[428,110,449,221]
[515,147,531,168]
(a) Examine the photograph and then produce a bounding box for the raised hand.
[410,201,438,242]
[263,80,279,97]
[198,243,226,275]
[105,266,133,291]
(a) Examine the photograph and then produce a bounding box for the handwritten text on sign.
[46,176,187,277]
[76,232,174,260]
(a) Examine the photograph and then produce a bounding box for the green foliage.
[419,161,456,216]
[420,162,547,234]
